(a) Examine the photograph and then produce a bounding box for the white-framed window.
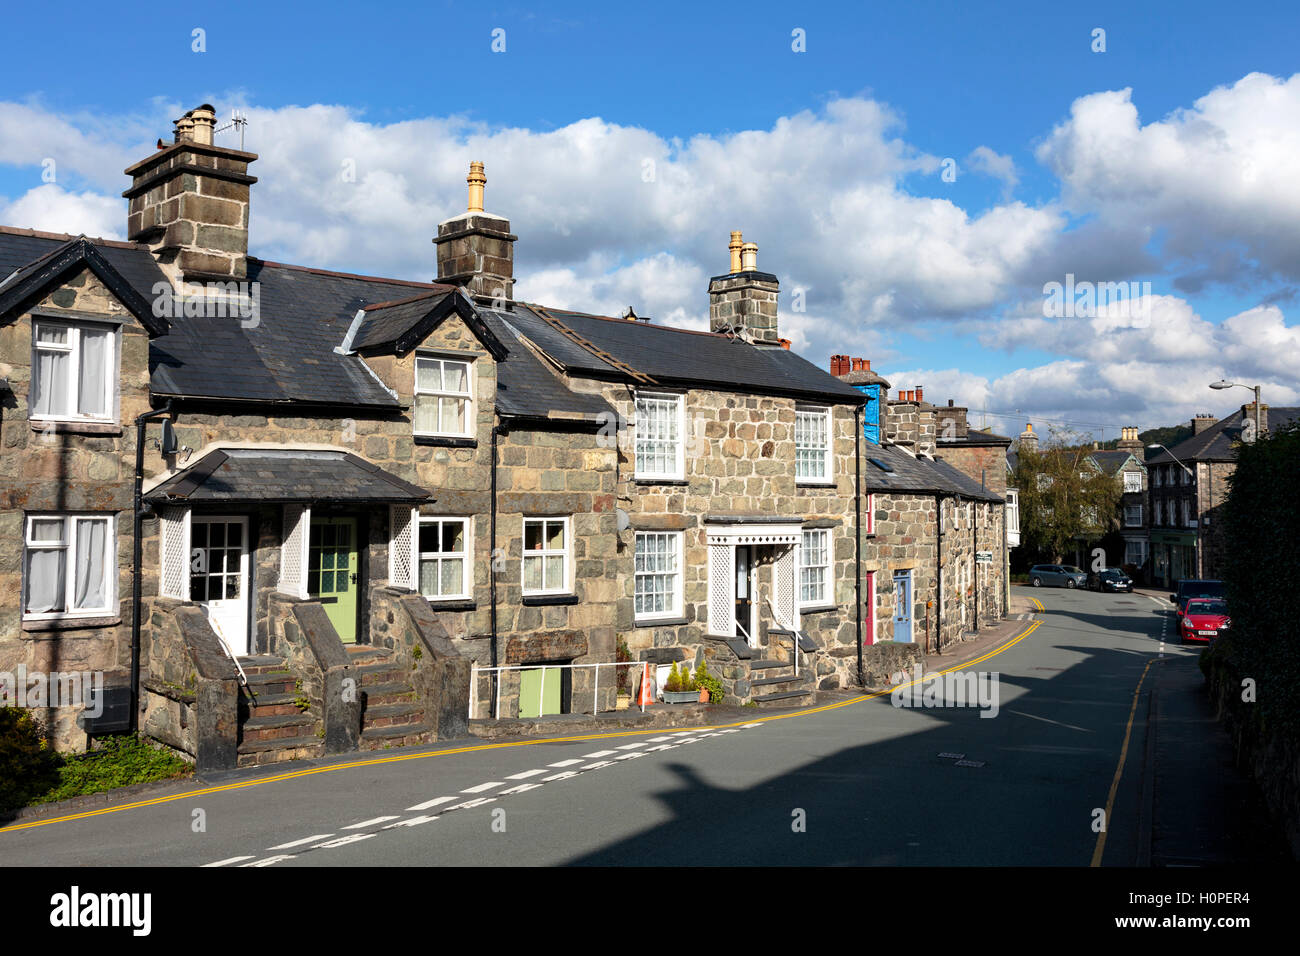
[1124,503,1143,527]
[414,354,473,437]
[634,391,685,480]
[796,406,832,483]
[1123,471,1142,493]
[634,531,682,621]
[418,516,471,600]
[864,493,875,535]
[22,513,116,619]
[799,529,831,606]
[522,517,570,595]
[1005,489,1020,535]
[30,319,116,422]
[1125,539,1148,566]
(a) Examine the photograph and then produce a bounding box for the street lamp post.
[1210,380,1263,442]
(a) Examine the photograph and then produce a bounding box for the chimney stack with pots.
[124,103,257,284]
[708,231,780,346]
[1018,422,1039,453]
[434,161,517,302]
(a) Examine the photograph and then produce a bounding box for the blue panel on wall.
[854,383,880,444]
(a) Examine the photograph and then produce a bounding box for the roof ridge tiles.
[360,289,448,312]
[0,224,147,250]
[251,257,459,290]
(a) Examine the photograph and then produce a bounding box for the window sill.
[23,615,122,632]
[425,598,476,612]
[521,593,579,607]
[796,481,835,488]
[30,420,122,437]
[414,435,477,448]
[634,477,688,485]
[799,605,838,616]
[634,616,689,628]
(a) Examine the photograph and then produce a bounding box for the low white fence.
[469,661,650,720]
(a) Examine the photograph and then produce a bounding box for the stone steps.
[237,734,325,767]
[234,655,324,765]
[355,648,433,747]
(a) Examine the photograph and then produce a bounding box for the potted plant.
[694,659,724,704]
[615,638,632,710]
[662,662,699,704]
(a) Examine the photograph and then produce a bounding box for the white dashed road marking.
[501,783,544,795]
[615,742,646,750]
[313,833,376,849]
[203,856,254,867]
[269,834,334,849]
[543,771,579,781]
[343,816,400,829]
[547,759,583,767]
[384,815,439,828]
[582,749,617,758]
[582,761,615,770]
[506,768,548,780]
[406,795,458,811]
[243,854,295,867]
[461,781,505,794]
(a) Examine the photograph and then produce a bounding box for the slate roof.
[938,427,1013,446]
[1146,407,1300,465]
[510,304,865,404]
[1087,449,1139,475]
[477,309,614,422]
[145,448,429,504]
[863,445,1002,502]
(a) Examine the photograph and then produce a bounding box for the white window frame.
[1123,471,1142,493]
[522,516,571,596]
[413,353,475,438]
[633,530,683,622]
[417,516,472,601]
[633,391,686,481]
[795,406,833,484]
[29,318,118,424]
[799,528,831,607]
[1124,503,1143,527]
[863,493,875,535]
[1125,539,1148,567]
[22,513,116,620]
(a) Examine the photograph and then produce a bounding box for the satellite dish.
[616,508,630,532]
[160,420,178,456]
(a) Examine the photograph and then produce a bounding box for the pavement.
[0,585,1289,867]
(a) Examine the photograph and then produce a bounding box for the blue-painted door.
[893,571,913,643]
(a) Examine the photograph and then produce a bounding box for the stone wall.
[0,267,153,750]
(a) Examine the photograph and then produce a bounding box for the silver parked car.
[1028,564,1088,588]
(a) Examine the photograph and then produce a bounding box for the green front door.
[309,517,358,643]
[518,667,562,718]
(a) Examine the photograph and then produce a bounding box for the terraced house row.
[0,104,1011,769]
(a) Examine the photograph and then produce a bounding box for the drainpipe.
[490,419,506,702]
[131,401,173,734]
[854,406,863,687]
[934,494,946,654]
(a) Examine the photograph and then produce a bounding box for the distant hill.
[1140,424,1194,449]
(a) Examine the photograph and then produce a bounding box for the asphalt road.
[1,586,1187,867]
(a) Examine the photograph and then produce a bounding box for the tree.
[1013,426,1122,563]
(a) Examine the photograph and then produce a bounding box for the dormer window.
[30,319,117,423]
[414,355,474,438]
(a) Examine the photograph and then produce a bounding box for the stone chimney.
[1018,422,1039,454]
[124,104,257,284]
[434,161,517,302]
[1241,403,1269,436]
[883,389,936,456]
[1191,413,1218,435]
[1116,425,1143,461]
[708,231,780,346]
[936,401,969,442]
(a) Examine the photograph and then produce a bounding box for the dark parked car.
[1087,568,1133,592]
[1170,579,1225,618]
[1029,564,1088,588]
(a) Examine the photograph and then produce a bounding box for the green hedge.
[1203,421,1300,738]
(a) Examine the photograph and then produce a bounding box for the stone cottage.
[3,103,952,769]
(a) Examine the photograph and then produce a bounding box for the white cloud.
[0,184,122,239]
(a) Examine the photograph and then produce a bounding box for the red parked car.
[1180,597,1230,644]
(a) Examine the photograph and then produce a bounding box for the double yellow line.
[2,615,1044,836]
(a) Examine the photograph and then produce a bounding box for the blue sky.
[1,0,1297,436]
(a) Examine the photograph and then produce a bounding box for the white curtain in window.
[25,549,65,613]
[77,327,111,417]
[73,519,107,610]
[32,346,70,417]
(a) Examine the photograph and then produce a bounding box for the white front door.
[190,515,250,655]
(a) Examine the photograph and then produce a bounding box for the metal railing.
[469,660,651,720]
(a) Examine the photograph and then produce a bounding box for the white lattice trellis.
[706,543,734,637]
[389,505,417,591]
[773,542,798,630]
[159,506,191,599]
[279,504,311,599]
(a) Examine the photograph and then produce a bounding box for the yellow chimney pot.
[467,161,487,212]
[729,231,744,273]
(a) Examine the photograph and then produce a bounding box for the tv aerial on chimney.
[214,109,249,150]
